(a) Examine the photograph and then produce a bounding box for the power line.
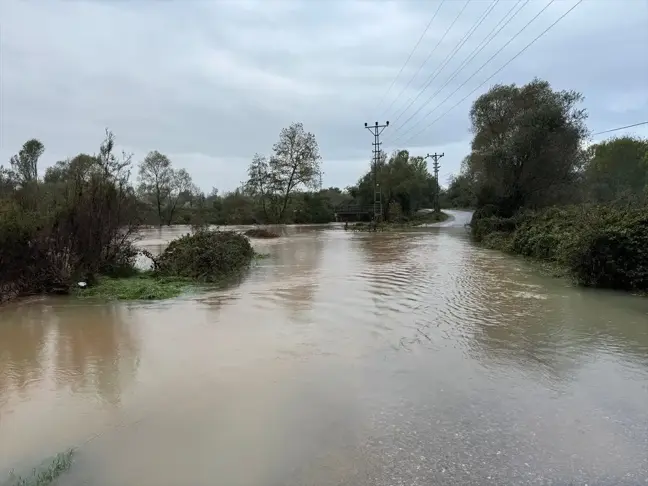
[391,0,500,127]
[394,0,559,145]
[374,3,444,113]
[398,0,583,147]
[380,0,468,119]
[592,121,648,136]
[390,0,528,140]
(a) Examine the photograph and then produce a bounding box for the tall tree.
[270,122,321,222]
[246,153,276,221]
[164,168,193,225]
[583,136,648,203]
[138,150,172,225]
[7,139,45,184]
[467,78,588,215]
[245,123,321,222]
[137,151,193,225]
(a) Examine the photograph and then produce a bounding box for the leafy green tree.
[583,136,648,203]
[355,150,436,221]
[467,78,588,215]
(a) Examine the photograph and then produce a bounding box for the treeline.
[458,78,647,291]
[0,131,139,302]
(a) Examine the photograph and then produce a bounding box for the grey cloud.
[1,0,646,192]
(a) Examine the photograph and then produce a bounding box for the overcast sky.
[1,0,647,191]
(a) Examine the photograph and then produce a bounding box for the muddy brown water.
[1,211,647,485]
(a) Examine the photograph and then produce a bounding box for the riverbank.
[471,204,648,292]
[1,229,259,305]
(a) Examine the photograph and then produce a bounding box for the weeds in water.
[3,449,74,486]
[73,273,189,300]
[244,228,280,239]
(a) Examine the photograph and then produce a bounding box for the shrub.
[155,230,254,282]
[473,203,648,291]
[567,208,648,290]
[243,228,280,239]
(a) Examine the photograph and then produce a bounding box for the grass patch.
[244,228,280,239]
[73,272,190,301]
[2,449,74,486]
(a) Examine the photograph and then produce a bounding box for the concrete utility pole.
[364,121,389,224]
[425,152,444,213]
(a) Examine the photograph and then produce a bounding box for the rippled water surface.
[1,211,648,485]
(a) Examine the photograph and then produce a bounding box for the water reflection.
[0,300,140,409]
[1,219,648,484]
[0,300,49,404]
[248,229,325,316]
[50,302,139,405]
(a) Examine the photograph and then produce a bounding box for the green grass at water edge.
[2,450,74,486]
[72,273,191,301]
[73,250,272,301]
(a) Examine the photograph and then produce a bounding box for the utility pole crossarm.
[364,121,389,227]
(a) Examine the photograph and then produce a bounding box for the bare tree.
[164,168,193,225]
[245,123,321,223]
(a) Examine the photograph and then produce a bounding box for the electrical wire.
[390,0,529,138]
[394,0,562,145]
[592,121,648,136]
[390,0,500,127]
[374,2,445,113]
[380,0,469,119]
[398,0,583,146]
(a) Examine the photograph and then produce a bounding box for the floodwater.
[1,211,647,485]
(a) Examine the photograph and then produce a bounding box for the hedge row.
[471,205,648,291]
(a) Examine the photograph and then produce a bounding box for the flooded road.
[1,211,647,485]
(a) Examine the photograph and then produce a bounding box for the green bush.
[567,208,648,290]
[155,230,254,282]
[472,204,648,291]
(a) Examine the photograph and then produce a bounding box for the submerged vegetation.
[73,273,190,301]
[2,449,74,486]
[154,230,254,282]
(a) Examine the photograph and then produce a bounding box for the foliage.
[2,449,74,486]
[155,230,254,282]
[137,150,195,225]
[441,165,476,209]
[467,78,588,216]
[74,273,189,300]
[473,205,648,291]
[0,131,140,300]
[246,122,321,222]
[350,150,438,221]
[583,136,648,203]
[244,228,280,238]
[2,139,45,185]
